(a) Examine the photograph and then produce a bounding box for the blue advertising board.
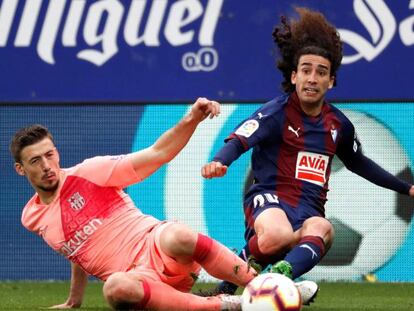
[1,0,414,102]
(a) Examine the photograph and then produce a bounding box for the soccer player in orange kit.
[10,98,257,311]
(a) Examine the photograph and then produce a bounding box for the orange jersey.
[21,155,161,280]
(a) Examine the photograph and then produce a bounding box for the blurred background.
[1,0,413,282]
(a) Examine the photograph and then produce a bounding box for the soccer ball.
[241,273,302,311]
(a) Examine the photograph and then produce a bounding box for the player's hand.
[190,97,221,122]
[202,161,228,178]
[409,185,414,197]
[47,301,81,309]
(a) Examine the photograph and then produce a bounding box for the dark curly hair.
[272,7,343,93]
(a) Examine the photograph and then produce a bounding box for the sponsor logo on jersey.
[59,218,103,257]
[295,151,329,186]
[235,119,259,138]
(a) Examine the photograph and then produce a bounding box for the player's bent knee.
[103,273,144,309]
[103,273,126,304]
[161,223,198,256]
[259,229,294,254]
[302,217,334,245]
[172,224,197,248]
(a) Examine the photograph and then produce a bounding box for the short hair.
[272,7,343,93]
[9,124,55,163]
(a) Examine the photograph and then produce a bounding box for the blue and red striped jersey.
[215,92,361,215]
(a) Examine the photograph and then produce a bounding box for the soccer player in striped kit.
[201,7,414,303]
[10,98,258,311]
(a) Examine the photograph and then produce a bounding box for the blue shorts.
[243,191,323,241]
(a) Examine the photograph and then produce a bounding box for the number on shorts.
[253,193,279,208]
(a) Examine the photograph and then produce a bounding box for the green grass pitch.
[1,282,414,310]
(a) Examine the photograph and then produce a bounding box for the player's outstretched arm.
[128,97,220,180]
[201,161,228,179]
[48,263,88,309]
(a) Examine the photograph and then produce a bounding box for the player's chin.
[301,89,320,98]
[39,180,59,192]
[301,94,323,106]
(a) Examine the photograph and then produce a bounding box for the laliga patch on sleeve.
[235,120,259,138]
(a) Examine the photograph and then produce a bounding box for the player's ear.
[291,71,297,85]
[328,76,334,89]
[56,148,60,164]
[14,162,25,176]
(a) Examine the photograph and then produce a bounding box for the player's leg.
[270,216,333,305]
[211,244,267,296]
[250,207,295,261]
[272,216,334,279]
[204,205,294,295]
[159,223,257,287]
[103,271,240,310]
[246,207,327,306]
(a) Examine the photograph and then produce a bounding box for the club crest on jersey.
[68,192,86,211]
[295,151,329,187]
[235,119,259,138]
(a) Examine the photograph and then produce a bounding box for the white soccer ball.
[305,110,414,281]
[241,273,302,311]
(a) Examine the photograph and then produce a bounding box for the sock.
[216,234,290,295]
[215,244,255,295]
[192,234,257,287]
[284,236,325,279]
[216,280,238,295]
[135,279,221,311]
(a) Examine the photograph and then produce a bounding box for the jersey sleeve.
[212,100,282,166]
[21,196,40,233]
[226,103,281,150]
[336,118,362,163]
[337,119,411,194]
[70,155,141,188]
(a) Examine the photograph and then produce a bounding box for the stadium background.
[1,0,414,282]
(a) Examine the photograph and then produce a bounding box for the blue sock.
[284,236,325,279]
[216,280,238,294]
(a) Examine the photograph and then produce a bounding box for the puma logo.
[288,125,300,138]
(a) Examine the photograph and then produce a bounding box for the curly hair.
[272,7,343,93]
